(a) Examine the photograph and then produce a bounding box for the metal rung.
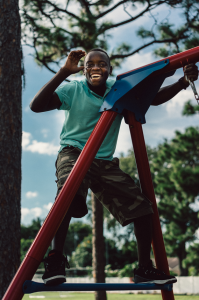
[23,280,173,294]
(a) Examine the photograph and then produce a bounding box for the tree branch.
[96,0,128,19]
[110,37,183,60]
[97,0,168,33]
[40,0,82,21]
[76,0,93,17]
[97,2,156,34]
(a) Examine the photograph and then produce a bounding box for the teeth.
[91,74,101,79]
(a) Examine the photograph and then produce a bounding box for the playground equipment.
[23,281,173,293]
[3,46,199,300]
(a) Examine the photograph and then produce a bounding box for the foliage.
[68,231,138,270]
[119,128,199,276]
[182,100,199,116]
[105,265,119,277]
[63,221,92,258]
[151,127,199,275]
[20,0,199,74]
[21,218,51,266]
[183,243,199,275]
[20,238,34,262]
[21,218,42,239]
[118,262,137,278]
[71,234,93,267]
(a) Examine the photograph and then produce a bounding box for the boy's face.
[84,51,112,87]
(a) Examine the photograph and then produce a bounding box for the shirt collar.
[82,78,115,99]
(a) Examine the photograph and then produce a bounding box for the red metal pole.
[3,111,117,300]
[127,111,175,300]
[119,45,199,77]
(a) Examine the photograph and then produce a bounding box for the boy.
[30,49,198,286]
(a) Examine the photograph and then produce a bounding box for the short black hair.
[86,48,110,66]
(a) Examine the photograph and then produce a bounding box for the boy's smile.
[84,51,112,88]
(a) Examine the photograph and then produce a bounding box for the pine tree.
[21,0,199,73]
[0,0,22,297]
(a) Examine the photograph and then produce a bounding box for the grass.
[22,293,199,300]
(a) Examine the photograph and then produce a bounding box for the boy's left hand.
[183,63,198,85]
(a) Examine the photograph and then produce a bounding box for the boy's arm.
[151,63,198,106]
[30,50,86,113]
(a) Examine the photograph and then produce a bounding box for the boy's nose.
[92,65,100,69]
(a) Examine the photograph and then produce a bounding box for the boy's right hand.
[62,50,86,74]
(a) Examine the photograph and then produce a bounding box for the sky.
[20,1,199,226]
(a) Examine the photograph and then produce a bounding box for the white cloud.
[21,202,54,225]
[26,191,38,199]
[122,51,154,73]
[165,89,195,117]
[115,119,132,155]
[21,207,42,223]
[22,131,31,148]
[22,131,59,155]
[43,202,53,211]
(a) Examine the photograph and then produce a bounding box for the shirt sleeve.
[55,81,76,111]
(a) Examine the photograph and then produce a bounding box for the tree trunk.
[178,243,188,276]
[92,193,107,300]
[0,0,22,297]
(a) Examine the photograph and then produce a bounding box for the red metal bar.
[119,46,199,77]
[127,111,175,300]
[3,111,117,300]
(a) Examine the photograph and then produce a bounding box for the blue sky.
[21,1,199,225]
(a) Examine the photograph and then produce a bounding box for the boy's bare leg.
[51,210,72,254]
[133,213,177,284]
[134,214,153,266]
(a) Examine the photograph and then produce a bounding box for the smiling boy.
[30,49,198,286]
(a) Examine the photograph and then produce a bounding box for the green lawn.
[22,293,199,300]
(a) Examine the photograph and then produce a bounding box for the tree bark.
[0,0,22,297]
[178,243,188,276]
[92,193,107,300]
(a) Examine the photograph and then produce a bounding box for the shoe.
[42,250,70,286]
[134,260,177,285]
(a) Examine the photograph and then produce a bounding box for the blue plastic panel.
[100,60,175,124]
[23,280,173,294]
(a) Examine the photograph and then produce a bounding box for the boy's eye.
[86,63,107,68]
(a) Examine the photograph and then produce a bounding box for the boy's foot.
[42,250,70,286]
[134,260,177,285]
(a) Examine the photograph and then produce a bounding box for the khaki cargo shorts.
[55,146,153,227]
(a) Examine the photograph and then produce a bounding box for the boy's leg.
[93,157,177,284]
[51,209,72,253]
[134,213,152,267]
[42,147,89,286]
[42,209,72,286]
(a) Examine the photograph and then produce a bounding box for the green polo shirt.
[55,78,123,161]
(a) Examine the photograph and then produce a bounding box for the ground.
[23,292,199,300]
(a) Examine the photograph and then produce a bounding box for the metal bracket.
[100,59,175,124]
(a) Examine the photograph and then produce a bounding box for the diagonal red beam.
[127,111,175,300]
[3,111,117,300]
